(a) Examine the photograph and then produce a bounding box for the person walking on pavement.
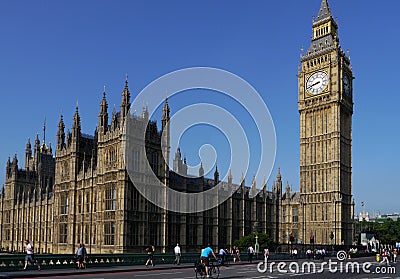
[263,247,269,262]
[75,243,88,269]
[145,245,155,267]
[232,246,238,263]
[380,249,390,265]
[247,246,254,263]
[174,243,181,265]
[23,240,41,271]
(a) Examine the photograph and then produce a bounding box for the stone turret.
[120,74,131,123]
[98,88,108,134]
[25,138,32,170]
[72,105,81,140]
[199,161,204,177]
[57,115,65,150]
[214,165,219,185]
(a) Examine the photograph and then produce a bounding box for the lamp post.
[255,233,259,260]
[333,196,336,247]
[300,198,305,248]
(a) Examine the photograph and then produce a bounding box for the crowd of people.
[21,239,399,273]
[380,248,398,265]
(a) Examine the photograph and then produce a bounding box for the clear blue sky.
[0,1,399,215]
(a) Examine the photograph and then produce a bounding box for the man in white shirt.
[23,240,41,271]
[174,243,181,265]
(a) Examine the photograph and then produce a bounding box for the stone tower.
[298,0,354,245]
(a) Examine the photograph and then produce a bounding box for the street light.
[255,233,259,259]
[333,196,337,247]
[300,198,305,246]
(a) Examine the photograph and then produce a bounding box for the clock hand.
[307,81,320,89]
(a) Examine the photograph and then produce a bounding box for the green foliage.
[233,232,277,252]
[356,218,400,245]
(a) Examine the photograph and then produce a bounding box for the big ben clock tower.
[298,0,354,245]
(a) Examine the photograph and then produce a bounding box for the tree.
[233,232,277,252]
[355,218,400,245]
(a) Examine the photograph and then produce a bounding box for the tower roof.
[315,0,332,21]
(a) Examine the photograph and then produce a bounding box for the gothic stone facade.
[297,0,354,245]
[0,0,355,254]
[0,80,283,254]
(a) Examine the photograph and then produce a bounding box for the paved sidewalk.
[1,263,194,278]
[0,261,253,278]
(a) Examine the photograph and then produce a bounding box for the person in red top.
[380,249,390,265]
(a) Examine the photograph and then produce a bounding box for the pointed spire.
[103,86,107,100]
[286,181,290,193]
[34,133,40,151]
[99,87,109,132]
[12,154,18,167]
[73,103,81,126]
[162,96,170,131]
[214,164,219,185]
[57,114,65,148]
[227,169,233,184]
[277,167,281,180]
[162,96,170,119]
[43,116,46,144]
[6,156,11,169]
[72,104,81,138]
[252,176,256,189]
[199,161,204,177]
[175,147,181,160]
[26,137,31,150]
[315,0,332,21]
[141,104,149,120]
[58,114,65,129]
[121,74,131,120]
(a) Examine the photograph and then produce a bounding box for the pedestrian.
[380,249,390,266]
[75,243,86,269]
[237,247,241,262]
[219,247,227,265]
[82,244,88,268]
[394,249,398,262]
[306,249,311,260]
[293,248,298,259]
[174,243,181,265]
[247,246,254,263]
[232,246,238,263]
[145,245,155,267]
[263,247,269,262]
[23,240,41,271]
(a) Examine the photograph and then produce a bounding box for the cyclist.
[200,243,218,278]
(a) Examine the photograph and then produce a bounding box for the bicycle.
[194,259,220,279]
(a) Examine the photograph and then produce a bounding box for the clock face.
[306,71,328,95]
[343,74,351,95]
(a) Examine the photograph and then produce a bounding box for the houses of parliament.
[0,0,354,254]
